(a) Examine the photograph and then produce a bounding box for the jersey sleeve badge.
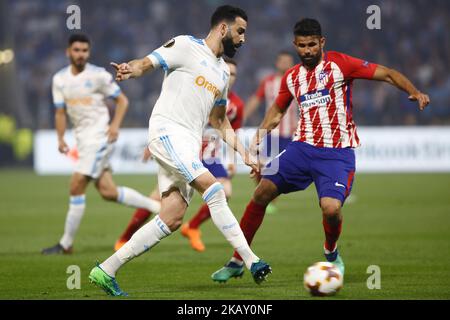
[163,38,175,48]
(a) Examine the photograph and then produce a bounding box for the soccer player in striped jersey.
[212,18,429,282]
[41,34,161,255]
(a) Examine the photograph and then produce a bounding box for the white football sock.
[117,186,161,213]
[100,215,170,277]
[60,195,86,250]
[203,182,259,270]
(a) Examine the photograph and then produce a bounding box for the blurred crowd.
[5,0,450,130]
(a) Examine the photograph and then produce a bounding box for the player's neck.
[204,33,223,58]
[70,64,86,76]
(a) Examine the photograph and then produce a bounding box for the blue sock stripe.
[117,187,125,203]
[202,183,224,202]
[159,136,194,182]
[70,195,86,205]
[155,216,170,236]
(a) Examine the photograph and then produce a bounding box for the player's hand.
[58,139,69,154]
[111,62,133,82]
[408,91,430,111]
[142,146,152,163]
[107,125,119,143]
[243,151,260,174]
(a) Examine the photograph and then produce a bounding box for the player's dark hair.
[68,33,91,47]
[210,5,248,28]
[293,18,322,37]
[223,57,237,66]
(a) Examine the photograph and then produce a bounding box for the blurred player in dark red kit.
[212,18,430,282]
[245,51,298,214]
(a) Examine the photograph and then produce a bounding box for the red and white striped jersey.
[275,51,377,148]
[255,74,298,139]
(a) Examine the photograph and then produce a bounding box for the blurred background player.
[244,51,297,214]
[114,58,244,253]
[89,6,271,296]
[211,18,430,282]
[41,34,161,255]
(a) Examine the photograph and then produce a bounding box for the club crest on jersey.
[300,88,331,109]
[318,70,330,85]
[163,38,175,48]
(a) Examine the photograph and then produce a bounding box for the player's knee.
[253,183,277,206]
[98,185,117,201]
[321,201,341,218]
[162,213,184,232]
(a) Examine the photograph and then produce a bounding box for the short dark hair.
[68,33,91,47]
[210,5,248,28]
[223,57,237,66]
[293,18,322,37]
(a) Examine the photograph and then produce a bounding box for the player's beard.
[300,50,322,69]
[222,32,240,58]
[70,57,87,72]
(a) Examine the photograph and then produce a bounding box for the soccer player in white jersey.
[89,6,272,296]
[41,34,161,255]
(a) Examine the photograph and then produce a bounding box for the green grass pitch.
[0,170,449,300]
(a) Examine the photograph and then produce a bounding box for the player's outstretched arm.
[110,57,154,82]
[108,93,129,143]
[209,106,259,173]
[251,103,286,152]
[55,108,69,154]
[372,65,430,110]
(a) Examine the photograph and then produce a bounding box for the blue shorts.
[263,141,355,205]
[261,134,292,159]
[202,158,228,179]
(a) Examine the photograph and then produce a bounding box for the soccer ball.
[303,262,343,296]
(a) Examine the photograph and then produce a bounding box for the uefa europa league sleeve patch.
[163,38,175,48]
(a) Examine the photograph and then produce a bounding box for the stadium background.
[0,0,449,300]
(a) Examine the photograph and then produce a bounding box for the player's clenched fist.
[110,62,133,81]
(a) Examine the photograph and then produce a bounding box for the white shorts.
[75,142,114,179]
[148,133,207,204]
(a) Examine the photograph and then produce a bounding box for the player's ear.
[320,37,326,48]
[65,47,70,58]
[219,22,228,38]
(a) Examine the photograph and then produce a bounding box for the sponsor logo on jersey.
[195,76,222,99]
[300,88,331,109]
[66,97,94,107]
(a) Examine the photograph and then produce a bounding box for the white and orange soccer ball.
[303,262,343,296]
